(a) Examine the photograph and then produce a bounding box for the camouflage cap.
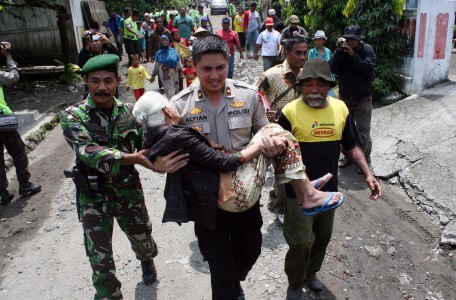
[297,57,336,87]
[82,54,119,75]
[289,15,300,24]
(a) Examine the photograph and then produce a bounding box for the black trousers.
[195,201,263,300]
[124,39,140,66]
[0,130,30,189]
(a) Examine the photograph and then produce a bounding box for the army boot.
[19,181,41,196]
[0,189,14,206]
[141,259,157,285]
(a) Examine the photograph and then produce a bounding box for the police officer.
[61,54,188,299]
[171,35,284,300]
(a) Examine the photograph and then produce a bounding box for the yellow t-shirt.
[127,65,151,89]
[234,15,244,33]
[281,97,349,143]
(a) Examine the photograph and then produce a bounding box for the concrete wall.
[401,0,456,94]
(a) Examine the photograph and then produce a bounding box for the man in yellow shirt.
[233,7,245,49]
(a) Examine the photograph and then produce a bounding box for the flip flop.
[312,173,333,190]
[302,192,344,216]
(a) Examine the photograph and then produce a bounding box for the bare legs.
[290,175,341,209]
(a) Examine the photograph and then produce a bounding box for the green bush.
[288,0,407,101]
[346,0,407,100]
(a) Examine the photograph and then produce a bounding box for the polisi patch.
[228,108,250,116]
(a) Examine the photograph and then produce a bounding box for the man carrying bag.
[0,41,41,206]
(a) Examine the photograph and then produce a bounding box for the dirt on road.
[0,15,455,299]
[0,125,454,300]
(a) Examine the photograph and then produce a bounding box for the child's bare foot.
[301,190,341,209]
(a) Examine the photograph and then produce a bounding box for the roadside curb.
[4,101,71,172]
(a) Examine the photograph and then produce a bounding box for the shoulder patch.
[232,79,257,91]
[170,87,194,102]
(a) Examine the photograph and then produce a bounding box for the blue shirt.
[108,14,121,34]
[173,15,195,39]
[308,46,332,62]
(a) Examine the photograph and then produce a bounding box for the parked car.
[210,0,227,15]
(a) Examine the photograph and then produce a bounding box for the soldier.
[61,54,188,300]
[171,35,284,300]
[256,35,308,223]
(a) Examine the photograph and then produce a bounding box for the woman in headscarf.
[170,28,190,59]
[200,16,212,32]
[170,28,191,91]
[151,35,183,99]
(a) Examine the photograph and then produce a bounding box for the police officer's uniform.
[171,79,269,299]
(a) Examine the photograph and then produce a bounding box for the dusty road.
[1,127,453,300]
[1,10,455,300]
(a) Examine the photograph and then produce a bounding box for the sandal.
[338,157,352,168]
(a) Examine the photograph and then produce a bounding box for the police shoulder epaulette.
[232,80,257,91]
[171,86,195,102]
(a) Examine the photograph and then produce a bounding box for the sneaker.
[307,278,323,292]
[19,182,41,196]
[141,259,157,285]
[286,286,305,300]
[0,189,14,206]
[235,281,245,300]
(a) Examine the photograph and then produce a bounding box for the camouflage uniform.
[61,97,158,300]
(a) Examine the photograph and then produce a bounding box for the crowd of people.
[0,2,383,300]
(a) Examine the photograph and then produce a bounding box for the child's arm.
[141,66,152,81]
[126,68,132,91]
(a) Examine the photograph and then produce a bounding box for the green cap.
[82,54,119,75]
[297,57,336,87]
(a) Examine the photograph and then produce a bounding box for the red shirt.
[216,29,240,55]
[183,66,197,87]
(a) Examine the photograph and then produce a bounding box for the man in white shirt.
[244,2,261,57]
[254,17,282,71]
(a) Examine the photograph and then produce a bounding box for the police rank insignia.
[189,106,203,115]
[197,90,203,99]
[226,86,232,96]
[229,100,245,108]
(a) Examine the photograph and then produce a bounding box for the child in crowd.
[182,57,197,87]
[201,17,212,33]
[137,21,147,63]
[126,54,153,101]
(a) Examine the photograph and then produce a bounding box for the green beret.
[82,54,119,75]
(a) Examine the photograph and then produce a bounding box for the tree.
[343,0,407,99]
[0,0,72,64]
[305,0,348,51]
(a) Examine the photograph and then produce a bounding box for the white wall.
[405,0,456,93]
[69,0,86,52]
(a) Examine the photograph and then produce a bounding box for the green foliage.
[305,1,348,51]
[105,0,188,16]
[346,0,407,100]
[59,63,81,85]
[285,0,309,25]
